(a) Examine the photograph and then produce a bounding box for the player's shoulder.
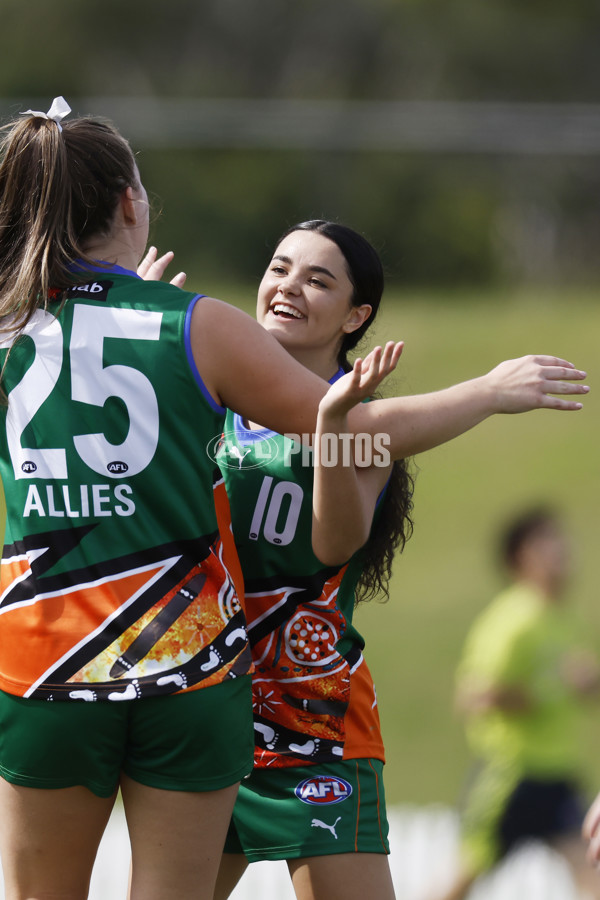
[192,295,255,325]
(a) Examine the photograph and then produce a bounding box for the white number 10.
[249,475,303,546]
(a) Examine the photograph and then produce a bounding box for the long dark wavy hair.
[276,220,415,603]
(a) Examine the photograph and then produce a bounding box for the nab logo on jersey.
[66,280,113,301]
[295,775,352,806]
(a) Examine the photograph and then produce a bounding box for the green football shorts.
[224,758,389,861]
[0,676,253,798]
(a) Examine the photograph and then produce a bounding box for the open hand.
[137,246,187,288]
[319,341,404,420]
[485,355,589,413]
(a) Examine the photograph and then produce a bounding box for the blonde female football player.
[213,220,590,900]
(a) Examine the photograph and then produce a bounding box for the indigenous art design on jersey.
[248,567,354,766]
[0,527,249,701]
[219,409,384,768]
[0,269,251,700]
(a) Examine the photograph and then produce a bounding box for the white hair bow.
[20,96,71,132]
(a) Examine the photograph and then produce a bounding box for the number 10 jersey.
[219,400,385,769]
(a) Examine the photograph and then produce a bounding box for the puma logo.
[310,816,341,839]
[229,446,251,468]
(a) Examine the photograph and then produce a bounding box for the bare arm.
[348,355,589,461]
[312,344,400,566]
[139,265,330,433]
[455,678,532,715]
[191,298,329,434]
[141,255,588,453]
[190,300,588,457]
[457,645,600,718]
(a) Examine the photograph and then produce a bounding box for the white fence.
[31,803,582,899]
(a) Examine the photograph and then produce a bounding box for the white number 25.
[2,305,162,480]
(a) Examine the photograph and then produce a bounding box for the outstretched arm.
[349,355,589,461]
[190,298,588,457]
[141,248,588,454]
[140,249,588,455]
[312,343,401,566]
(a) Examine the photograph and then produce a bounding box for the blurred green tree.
[2,0,600,286]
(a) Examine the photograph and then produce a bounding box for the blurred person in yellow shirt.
[431,507,600,900]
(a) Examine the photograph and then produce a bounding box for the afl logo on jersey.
[107,461,129,475]
[21,461,37,474]
[295,775,353,805]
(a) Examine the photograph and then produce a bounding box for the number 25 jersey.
[0,266,251,701]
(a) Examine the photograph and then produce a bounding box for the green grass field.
[218,282,600,807]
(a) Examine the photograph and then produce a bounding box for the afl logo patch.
[107,461,128,474]
[294,775,352,805]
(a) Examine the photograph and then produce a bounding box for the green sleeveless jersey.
[219,381,385,769]
[0,265,250,701]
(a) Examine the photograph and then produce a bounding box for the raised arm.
[311,343,401,566]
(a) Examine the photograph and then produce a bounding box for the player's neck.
[82,229,141,275]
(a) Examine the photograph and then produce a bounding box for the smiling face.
[256,229,372,379]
